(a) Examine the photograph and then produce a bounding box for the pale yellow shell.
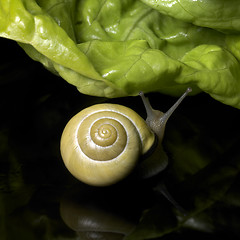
[60,103,155,186]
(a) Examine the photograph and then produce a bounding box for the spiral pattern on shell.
[60,104,155,186]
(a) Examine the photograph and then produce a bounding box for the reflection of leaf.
[126,204,178,240]
[0,195,6,240]
[178,158,239,214]
[0,151,34,214]
[127,139,240,239]
[182,211,214,233]
[222,175,240,208]
[165,116,214,182]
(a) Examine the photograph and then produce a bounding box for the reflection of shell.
[60,103,155,186]
[60,197,135,240]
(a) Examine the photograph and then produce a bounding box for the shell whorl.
[78,113,128,161]
[60,103,155,186]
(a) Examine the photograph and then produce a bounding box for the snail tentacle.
[140,88,192,141]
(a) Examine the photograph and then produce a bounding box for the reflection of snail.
[60,196,136,240]
[60,88,192,186]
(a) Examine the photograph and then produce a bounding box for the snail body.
[60,88,192,186]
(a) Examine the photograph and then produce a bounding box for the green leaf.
[140,0,240,32]
[1,0,240,108]
[0,0,102,80]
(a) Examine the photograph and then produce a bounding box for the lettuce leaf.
[140,0,240,33]
[1,0,240,108]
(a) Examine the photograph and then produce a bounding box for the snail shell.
[60,103,155,186]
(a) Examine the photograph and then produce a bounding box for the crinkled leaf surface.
[140,0,240,32]
[1,0,240,108]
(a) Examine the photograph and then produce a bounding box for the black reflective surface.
[1,38,240,240]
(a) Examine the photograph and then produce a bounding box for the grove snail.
[60,88,192,186]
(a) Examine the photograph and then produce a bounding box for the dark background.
[1,37,240,240]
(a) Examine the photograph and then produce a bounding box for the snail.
[60,88,192,186]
